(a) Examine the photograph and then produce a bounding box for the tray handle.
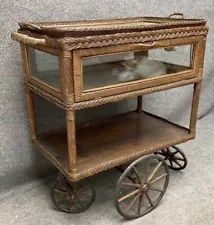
[169,13,184,18]
[26,23,42,30]
[11,32,46,46]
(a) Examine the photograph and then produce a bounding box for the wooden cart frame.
[12,14,208,219]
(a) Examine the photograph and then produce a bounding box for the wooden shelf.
[34,111,193,181]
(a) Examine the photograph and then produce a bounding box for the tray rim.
[18,16,207,36]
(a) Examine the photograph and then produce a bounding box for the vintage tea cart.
[12,14,208,219]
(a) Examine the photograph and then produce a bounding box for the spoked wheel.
[115,155,169,219]
[155,146,188,170]
[51,175,96,213]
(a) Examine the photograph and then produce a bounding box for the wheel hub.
[140,183,149,193]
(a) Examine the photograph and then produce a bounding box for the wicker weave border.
[72,134,195,180]
[26,77,201,111]
[34,133,194,181]
[19,26,208,50]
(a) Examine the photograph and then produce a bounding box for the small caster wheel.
[115,155,169,219]
[51,175,96,213]
[155,146,188,170]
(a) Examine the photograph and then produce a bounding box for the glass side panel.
[28,48,60,89]
[82,44,193,91]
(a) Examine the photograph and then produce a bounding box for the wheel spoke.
[125,193,141,213]
[121,182,141,188]
[78,192,92,199]
[144,160,148,183]
[169,159,173,168]
[137,194,144,215]
[149,173,167,184]
[75,195,84,209]
[149,187,163,193]
[133,166,142,185]
[147,162,162,183]
[69,198,74,210]
[172,150,179,156]
[118,189,140,202]
[54,189,66,194]
[173,159,182,167]
[155,152,165,157]
[173,156,184,161]
[145,192,154,207]
[162,149,167,155]
[166,148,171,155]
[57,197,68,205]
[77,185,90,192]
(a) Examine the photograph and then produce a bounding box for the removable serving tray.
[18,16,206,37]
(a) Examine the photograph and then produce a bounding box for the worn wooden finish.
[189,82,202,134]
[137,96,143,112]
[59,51,74,104]
[66,111,77,173]
[34,111,194,181]
[76,71,195,102]
[20,44,38,140]
[20,43,30,83]
[194,39,207,71]
[26,88,37,141]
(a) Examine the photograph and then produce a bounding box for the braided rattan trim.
[26,83,67,110]
[71,77,202,110]
[71,134,195,180]
[33,140,72,180]
[44,27,208,50]
[26,77,201,111]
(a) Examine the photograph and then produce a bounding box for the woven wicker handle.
[11,32,46,46]
[169,13,184,18]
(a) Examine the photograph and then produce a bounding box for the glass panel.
[82,44,193,90]
[28,48,60,89]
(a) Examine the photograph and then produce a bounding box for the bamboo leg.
[137,96,143,113]
[189,82,202,134]
[26,87,37,141]
[66,111,77,173]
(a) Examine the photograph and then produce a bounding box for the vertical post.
[136,96,143,113]
[189,82,201,135]
[20,43,37,141]
[134,50,147,113]
[189,38,206,135]
[59,51,74,105]
[26,88,37,141]
[59,50,76,173]
[66,111,77,173]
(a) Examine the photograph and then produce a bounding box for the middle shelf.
[34,111,194,180]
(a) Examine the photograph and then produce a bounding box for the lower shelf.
[34,111,194,181]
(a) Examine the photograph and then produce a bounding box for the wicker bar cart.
[11,13,208,219]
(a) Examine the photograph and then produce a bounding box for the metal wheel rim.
[115,155,169,219]
[51,176,96,213]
